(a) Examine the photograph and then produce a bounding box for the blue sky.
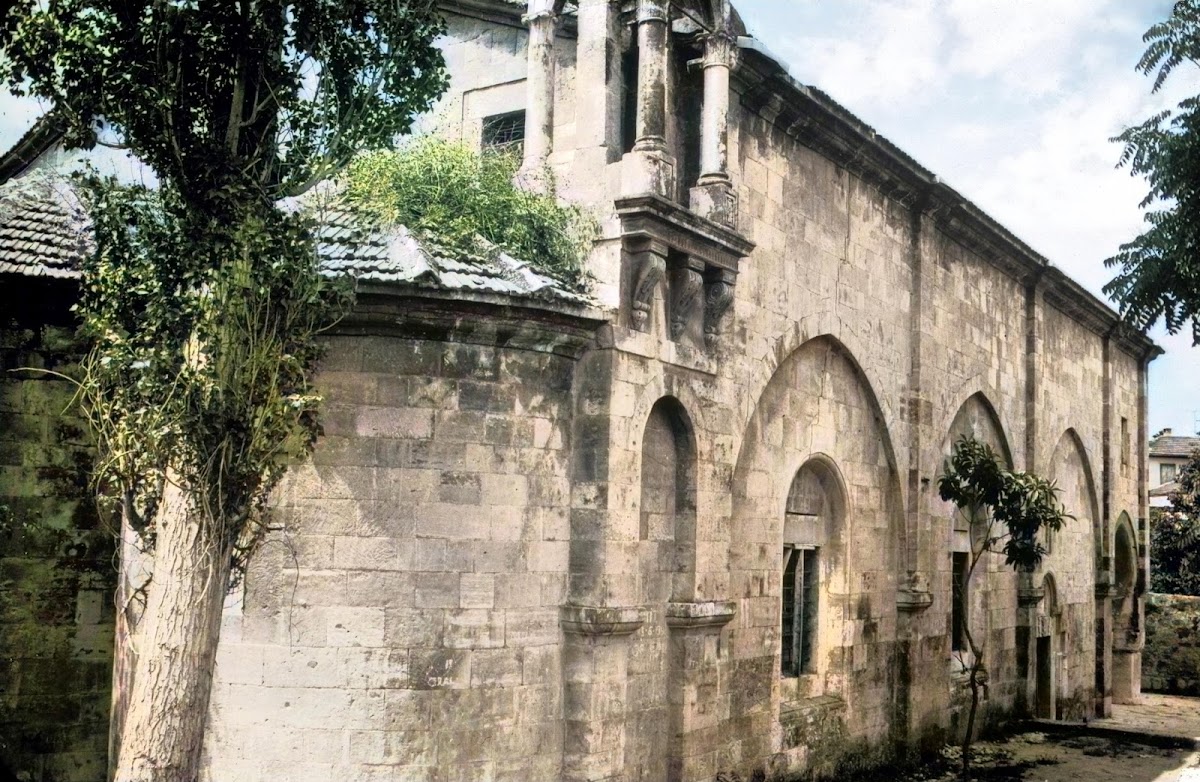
[732,0,1200,437]
[1,1,1197,435]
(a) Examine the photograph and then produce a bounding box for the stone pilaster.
[561,605,646,782]
[665,601,736,782]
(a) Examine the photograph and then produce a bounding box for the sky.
[731,0,1200,438]
[0,1,1197,435]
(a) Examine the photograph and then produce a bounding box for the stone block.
[444,609,505,650]
[327,606,386,648]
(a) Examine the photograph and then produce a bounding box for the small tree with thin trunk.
[938,436,1070,781]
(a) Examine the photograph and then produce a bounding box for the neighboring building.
[0,1,1161,780]
[1149,429,1199,508]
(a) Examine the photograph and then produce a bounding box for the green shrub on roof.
[344,137,595,289]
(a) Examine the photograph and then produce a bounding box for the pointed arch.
[1113,513,1137,598]
[942,391,1014,469]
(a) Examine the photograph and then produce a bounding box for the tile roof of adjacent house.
[1150,435,1200,459]
[1150,481,1180,498]
[0,173,591,306]
[0,172,93,278]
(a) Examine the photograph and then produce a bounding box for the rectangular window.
[481,110,526,155]
[1121,417,1130,473]
[620,45,639,154]
[782,546,819,676]
[1162,463,1178,484]
[952,552,968,653]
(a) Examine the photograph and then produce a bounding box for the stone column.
[690,33,738,226]
[521,0,559,180]
[623,0,675,197]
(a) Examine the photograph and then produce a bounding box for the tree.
[1104,0,1200,344]
[938,436,1070,781]
[1151,452,1200,594]
[0,3,448,780]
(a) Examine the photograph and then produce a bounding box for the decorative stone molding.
[665,600,736,629]
[628,237,668,332]
[1019,586,1045,607]
[560,604,646,636]
[896,570,933,613]
[617,193,754,349]
[669,257,705,340]
[703,270,736,349]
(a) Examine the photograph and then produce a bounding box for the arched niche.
[941,393,1013,541]
[729,335,902,710]
[1035,573,1066,719]
[639,396,698,602]
[1114,517,1136,599]
[1047,429,1100,562]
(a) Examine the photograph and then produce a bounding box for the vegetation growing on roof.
[344,137,596,289]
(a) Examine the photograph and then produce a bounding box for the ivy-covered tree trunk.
[113,477,234,782]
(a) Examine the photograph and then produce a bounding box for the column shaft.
[522,9,557,171]
[698,35,733,184]
[634,0,669,152]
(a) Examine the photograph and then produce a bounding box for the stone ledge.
[559,604,646,636]
[665,600,737,629]
[779,694,846,720]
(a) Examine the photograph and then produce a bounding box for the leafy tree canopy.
[938,436,1070,568]
[1,0,448,210]
[1153,452,1200,595]
[1104,0,1200,344]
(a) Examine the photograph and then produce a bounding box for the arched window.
[781,458,844,677]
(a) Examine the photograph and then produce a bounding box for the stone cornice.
[615,192,756,273]
[334,283,605,359]
[440,0,579,36]
[733,39,1160,364]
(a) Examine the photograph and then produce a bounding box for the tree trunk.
[112,478,233,782]
[961,661,981,781]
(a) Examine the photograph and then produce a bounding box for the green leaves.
[75,177,351,561]
[0,0,448,209]
[938,436,1071,570]
[1104,1,1200,344]
[344,138,596,288]
[1152,457,1200,594]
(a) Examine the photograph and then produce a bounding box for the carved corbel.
[703,268,736,349]
[670,257,705,341]
[629,238,668,332]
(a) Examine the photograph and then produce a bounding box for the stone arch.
[1111,511,1141,704]
[639,396,698,602]
[735,316,903,481]
[942,391,1014,469]
[1036,572,1066,719]
[1049,429,1100,544]
[727,334,904,745]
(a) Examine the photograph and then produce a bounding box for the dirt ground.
[843,695,1200,782]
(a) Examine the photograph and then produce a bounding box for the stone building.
[0,0,1159,780]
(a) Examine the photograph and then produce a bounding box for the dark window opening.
[782,546,819,676]
[672,42,704,199]
[621,43,639,154]
[952,552,968,653]
[482,110,526,156]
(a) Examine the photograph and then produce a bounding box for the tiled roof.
[0,172,93,278]
[0,174,590,306]
[1150,435,1200,459]
[1150,481,1180,498]
[312,198,589,304]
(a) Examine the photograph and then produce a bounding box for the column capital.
[636,0,669,23]
[701,31,739,69]
[523,0,561,23]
